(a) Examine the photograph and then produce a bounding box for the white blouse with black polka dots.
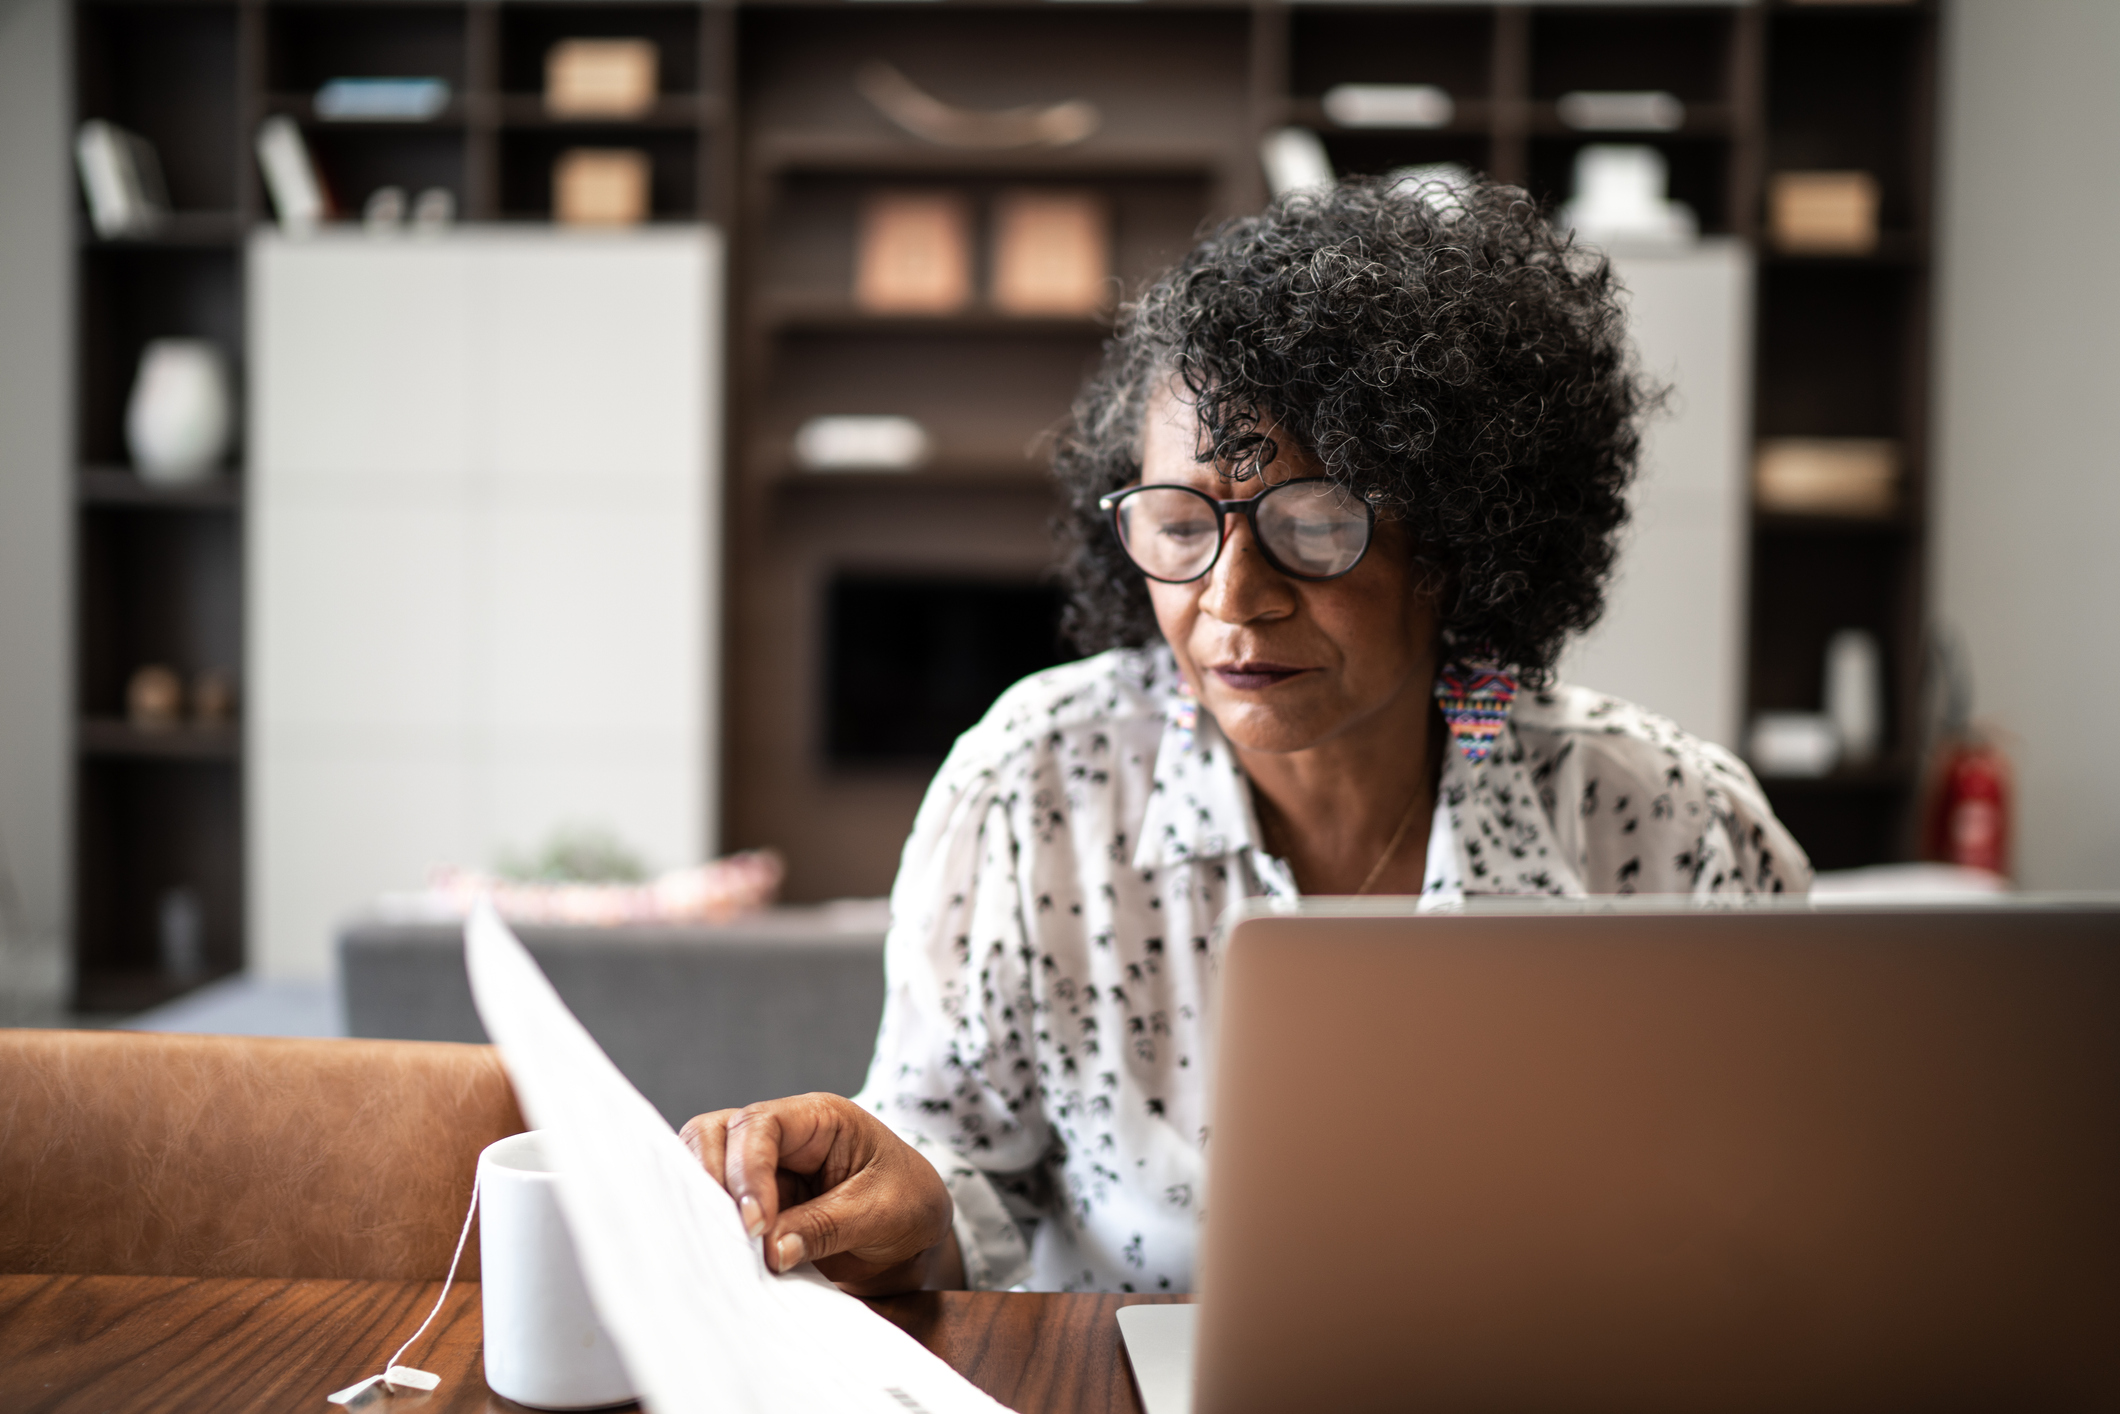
[852,645,1810,1294]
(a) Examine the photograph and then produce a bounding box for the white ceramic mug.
[478,1131,635,1409]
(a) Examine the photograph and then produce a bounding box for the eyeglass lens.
[1113,480,1371,582]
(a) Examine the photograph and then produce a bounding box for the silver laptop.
[1121,899,2120,1414]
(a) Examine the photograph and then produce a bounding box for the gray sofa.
[338,903,889,1127]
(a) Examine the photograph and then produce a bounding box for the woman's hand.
[679,1093,964,1296]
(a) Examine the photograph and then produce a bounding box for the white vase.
[127,339,231,485]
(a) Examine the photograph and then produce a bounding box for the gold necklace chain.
[1353,789,1427,896]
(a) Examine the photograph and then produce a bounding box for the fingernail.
[740,1195,764,1239]
[775,1232,805,1272]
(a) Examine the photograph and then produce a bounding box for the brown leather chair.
[0,1029,524,1279]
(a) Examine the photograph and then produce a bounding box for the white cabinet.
[248,228,721,978]
[1559,240,1753,751]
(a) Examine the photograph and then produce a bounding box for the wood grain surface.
[869,1291,1191,1414]
[0,1275,1188,1414]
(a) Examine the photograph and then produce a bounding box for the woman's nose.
[1197,515,1295,624]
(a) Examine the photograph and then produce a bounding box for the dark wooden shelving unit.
[1747,0,1936,869]
[69,0,734,1008]
[73,0,1938,947]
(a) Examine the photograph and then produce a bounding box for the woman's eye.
[1156,518,1214,542]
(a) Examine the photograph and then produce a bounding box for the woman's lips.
[1209,662,1312,691]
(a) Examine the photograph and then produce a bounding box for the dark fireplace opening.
[825,574,1071,767]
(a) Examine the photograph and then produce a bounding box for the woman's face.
[1139,386,1443,757]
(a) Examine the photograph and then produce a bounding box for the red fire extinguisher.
[1921,632,2011,879]
[1922,735,2010,877]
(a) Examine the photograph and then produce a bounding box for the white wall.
[1933,0,2120,889]
[250,230,722,978]
[1560,241,1752,752]
[0,0,71,1013]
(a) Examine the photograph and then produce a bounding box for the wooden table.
[0,1275,1188,1414]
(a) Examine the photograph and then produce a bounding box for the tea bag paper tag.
[325,1375,382,1405]
[385,1366,441,1391]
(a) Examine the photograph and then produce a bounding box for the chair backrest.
[0,1029,524,1279]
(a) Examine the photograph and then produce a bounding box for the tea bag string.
[326,1177,480,1405]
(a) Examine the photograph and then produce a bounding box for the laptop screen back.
[1193,903,2120,1414]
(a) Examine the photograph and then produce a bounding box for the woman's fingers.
[762,1113,953,1288]
[677,1109,740,1191]
[719,1094,845,1239]
[683,1092,957,1294]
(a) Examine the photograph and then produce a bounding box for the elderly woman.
[684,179,1808,1299]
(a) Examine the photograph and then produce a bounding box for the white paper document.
[465,900,1014,1414]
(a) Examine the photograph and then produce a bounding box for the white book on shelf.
[255,115,328,233]
[74,119,168,238]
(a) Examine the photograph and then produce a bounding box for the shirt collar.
[1128,659,1585,898]
[1134,683,1261,872]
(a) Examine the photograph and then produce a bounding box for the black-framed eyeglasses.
[1097,479,1378,584]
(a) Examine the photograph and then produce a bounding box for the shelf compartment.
[77,245,242,468]
[498,127,697,219]
[267,3,469,95]
[1767,6,1929,235]
[75,1,242,214]
[1755,262,1917,440]
[1745,531,1913,751]
[76,510,242,722]
[498,4,704,99]
[1289,8,1493,108]
[1530,8,1738,105]
[301,124,469,217]
[73,755,243,1012]
[1317,131,1492,187]
[1529,134,1732,235]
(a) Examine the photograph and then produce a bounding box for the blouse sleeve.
[1554,724,1813,898]
[850,747,1050,1291]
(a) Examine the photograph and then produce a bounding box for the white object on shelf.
[126,339,233,484]
[1385,163,1474,214]
[1823,628,1884,764]
[1321,83,1453,129]
[793,415,930,472]
[248,227,723,979]
[1260,127,1333,200]
[1557,241,1751,752]
[256,116,328,233]
[74,120,168,238]
[1749,712,1840,778]
[1559,145,1697,248]
[314,77,451,122]
[1556,91,1685,133]
[411,188,456,232]
[362,186,407,232]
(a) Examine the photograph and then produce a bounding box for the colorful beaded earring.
[1433,659,1518,764]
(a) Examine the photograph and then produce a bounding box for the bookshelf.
[70,0,1939,992]
[67,0,731,1008]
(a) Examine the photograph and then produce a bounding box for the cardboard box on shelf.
[546,39,658,118]
[553,148,650,226]
[990,189,1111,317]
[1769,171,1881,254]
[1754,437,1900,517]
[854,191,974,314]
